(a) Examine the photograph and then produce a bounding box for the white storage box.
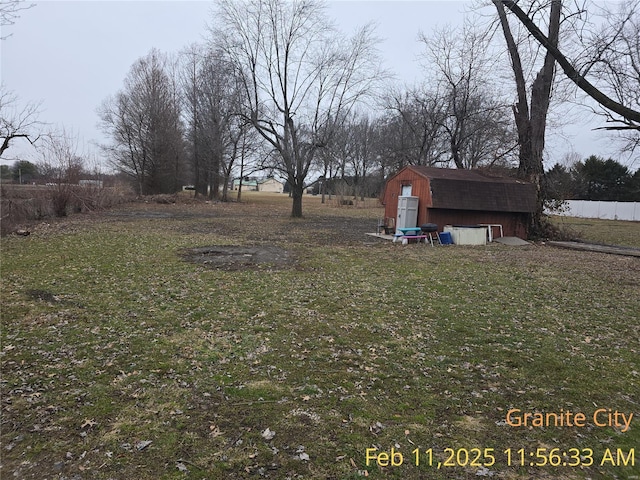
[443,225,487,245]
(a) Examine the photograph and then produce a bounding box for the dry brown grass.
[1,183,134,236]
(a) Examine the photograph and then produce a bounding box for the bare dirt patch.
[180,245,294,270]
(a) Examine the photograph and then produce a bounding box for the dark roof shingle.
[409,166,537,213]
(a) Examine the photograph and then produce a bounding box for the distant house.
[257,178,284,193]
[232,178,258,191]
[232,177,284,193]
[381,166,537,239]
[79,179,104,188]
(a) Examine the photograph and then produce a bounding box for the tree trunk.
[451,137,464,169]
[211,172,220,200]
[495,0,561,237]
[321,165,328,204]
[193,142,200,198]
[221,181,229,202]
[207,163,215,200]
[237,155,245,202]
[291,183,304,218]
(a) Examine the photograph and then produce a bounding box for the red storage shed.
[381,166,537,239]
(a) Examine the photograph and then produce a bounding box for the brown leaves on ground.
[1,193,638,479]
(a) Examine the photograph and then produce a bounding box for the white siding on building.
[258,178,284,193]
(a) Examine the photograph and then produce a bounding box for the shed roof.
[400,166,537,213]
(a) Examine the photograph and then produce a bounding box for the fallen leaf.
[135,440,152,451]
[81,419,97,429]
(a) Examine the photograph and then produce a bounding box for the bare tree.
[181,43,261,201]
[312,112,375,202]
[222,114,259,201]
[38,128,84,184]
[0,86,42,158]
[315,137,340,203]
[383,88,448,168]
[99,49,186,195]
[0,1,38,150]
[199,49,238,200]
[342,113,379,201]
[98,92,150,196]
[421,23,486,169]
[180,44,207,197]
[214,0,383,217]
[493,0,562,234]
[420,21,517,169]
[37,128,86,216]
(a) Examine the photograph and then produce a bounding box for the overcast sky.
[0,0,627,170]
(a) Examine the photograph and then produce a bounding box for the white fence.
[550,200,640,221]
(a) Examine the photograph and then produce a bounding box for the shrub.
[0,183,134,236]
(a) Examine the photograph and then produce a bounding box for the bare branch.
[499,0,640,129]
[0,85,44,158]
[1,0,36,39]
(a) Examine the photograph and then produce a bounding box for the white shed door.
[401,184,412,196]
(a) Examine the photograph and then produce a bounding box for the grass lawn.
[550,215,640,248]
[2,192,639,479]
